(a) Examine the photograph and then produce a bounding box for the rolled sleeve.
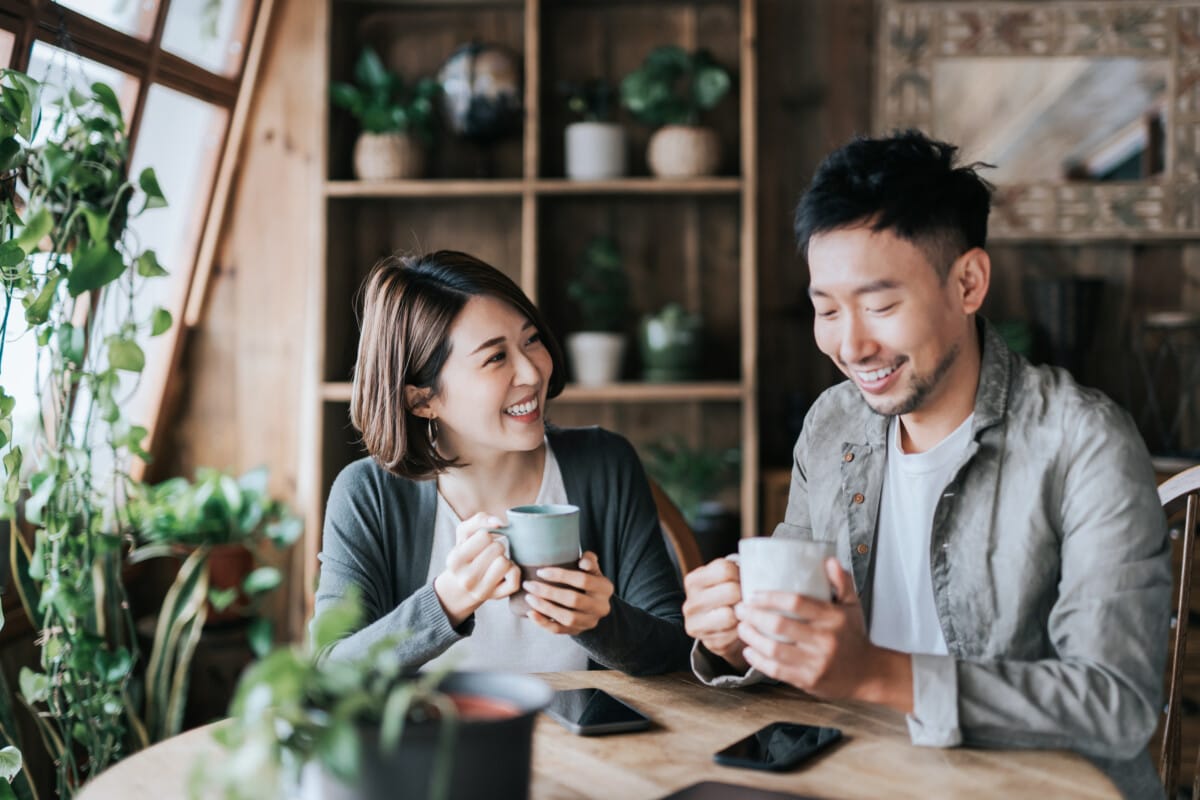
[906,653,962,747]
[690,641,769,688]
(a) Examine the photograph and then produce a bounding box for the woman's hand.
[523,550,615,635]
[433,512,521,628]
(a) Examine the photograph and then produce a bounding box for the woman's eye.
[486,351,506,365]
[526,332,542,346]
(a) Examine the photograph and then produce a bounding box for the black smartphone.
[544,688,652,735]
[713,722,843,771]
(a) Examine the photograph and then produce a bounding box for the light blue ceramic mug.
[495,504,581,617]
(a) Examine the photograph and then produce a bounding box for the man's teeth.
[505,398,539,416]
[857,365,896,382]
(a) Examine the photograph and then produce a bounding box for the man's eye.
[867,303,897,314]
[815,309,837,319]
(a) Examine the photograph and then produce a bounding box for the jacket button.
[852,492,865,504]
[856,543,870,555]
[843,452,854,463]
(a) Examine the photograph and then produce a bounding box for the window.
[0,0,268,473]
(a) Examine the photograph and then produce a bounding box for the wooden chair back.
[1159,464,1200,795]
[649,479,704,577]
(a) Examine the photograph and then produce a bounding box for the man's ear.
[404,385,434,419]
[953,247,990,315]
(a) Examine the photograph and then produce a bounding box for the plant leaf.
[15,208,52,253]
[150,307,172,336]
[242,566,281,596]
[91,82,123,122]
[67,244,125,296]
[17,670,47,705]
[138,167,167,211]
[247,617,272,658]
[0,242,21,269]
[311,590,362,653]
[81,206,109,244]
[136,250,168,278]
[107,339,145,373]
[23,273,60,326]
[207,587,237,612]
[93,647,133,682]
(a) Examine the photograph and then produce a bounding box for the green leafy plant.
[644,437,740,524]
[620,46,731,128]
[0,67,170,797]
[330,47,441,142]
[201,592,456,800]
[559,78,617,123]
[123,466,302,740]
[567,236,628,333]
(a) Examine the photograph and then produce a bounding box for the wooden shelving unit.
[306,0,758,609]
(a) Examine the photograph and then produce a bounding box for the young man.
[683,130,1171,798]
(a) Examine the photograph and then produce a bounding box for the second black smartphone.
[713,722,843,771]
[544,688,652,735]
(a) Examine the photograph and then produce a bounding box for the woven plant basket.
[353,132,425,180]
[647,125,720,178]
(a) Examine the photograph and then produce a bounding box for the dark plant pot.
[639,312,702,381]
[691,502,740,564]
[313,672,553,800]
[206,543,254,623]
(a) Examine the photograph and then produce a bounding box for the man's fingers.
[682,581,742,618]
[684,606,739,639]
[742,590,839,623]
[684,558,740,594]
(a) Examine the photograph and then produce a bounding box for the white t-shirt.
[868,414,974,656]
[423,441,590,673]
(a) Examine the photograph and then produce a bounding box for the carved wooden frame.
[877,1,1200,240]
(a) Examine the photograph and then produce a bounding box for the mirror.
[877,2,1200,239]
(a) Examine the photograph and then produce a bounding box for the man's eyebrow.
[807,279,901,299]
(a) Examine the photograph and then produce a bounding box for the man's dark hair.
[794,130,993,279]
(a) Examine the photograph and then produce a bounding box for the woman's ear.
[404,385,434,419]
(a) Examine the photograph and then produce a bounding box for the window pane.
[162,0,253,77]
[55,0,159,39]
[122,83,227,427]
[26,42,139,145]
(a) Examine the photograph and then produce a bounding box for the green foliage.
[125,466,303,550]
[329,48,441,141]
[644,437,740,524]
[566,236,629,332]
[559,79,617,123]
[203,592,455,800]
[620,46,732,128]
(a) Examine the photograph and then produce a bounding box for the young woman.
[313,250,691,674]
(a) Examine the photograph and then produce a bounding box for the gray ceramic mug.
[495,504,582,617]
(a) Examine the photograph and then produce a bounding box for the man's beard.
[862,341,961,418]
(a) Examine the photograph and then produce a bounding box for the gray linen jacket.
[314,425,692,675]
[697,321,1171,799]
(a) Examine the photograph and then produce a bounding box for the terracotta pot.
[206,543,254,623]
[646,125,721,178]
[353,132,425,181]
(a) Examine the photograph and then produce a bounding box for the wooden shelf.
[322,381,746,404]
[533,177,741,196]
[325,179,526,198]
[324,177,742,198]
[556,382,745,402]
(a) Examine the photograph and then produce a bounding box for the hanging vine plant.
[0,66,171,798]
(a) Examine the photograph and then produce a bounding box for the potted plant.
[620,46,732,178]
[565,236,629,385]
[644,437,741,562]
[639,302,703,381]
[204,593,553,800]
[559,78,626,180]
[330,47,440,181]
[0,66,177,796]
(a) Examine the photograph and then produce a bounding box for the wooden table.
[78,670,1117,800]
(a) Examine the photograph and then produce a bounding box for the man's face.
[807,225,975,418]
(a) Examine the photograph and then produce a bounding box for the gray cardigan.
[313,425,692,674]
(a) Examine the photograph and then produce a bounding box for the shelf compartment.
[535,178,741,196]
[326,180,527,198]
[556,382,745,402]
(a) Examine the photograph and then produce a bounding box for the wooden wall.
[161,0,1200,645]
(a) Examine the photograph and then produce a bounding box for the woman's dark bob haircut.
[350,250,566,480]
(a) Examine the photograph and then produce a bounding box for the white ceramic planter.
[646,125,720,178]
[566,332,626,385]
[565,122,627,180]
[353,132,425,181]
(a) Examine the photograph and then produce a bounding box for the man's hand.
[683,558,748,672]
[523,551,614,635]
[736,557,913,712]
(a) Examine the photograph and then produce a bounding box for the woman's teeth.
[505,398,539,416]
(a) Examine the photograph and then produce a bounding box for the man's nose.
[839,315,878,366]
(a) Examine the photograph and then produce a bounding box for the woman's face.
[422,294,553,460]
